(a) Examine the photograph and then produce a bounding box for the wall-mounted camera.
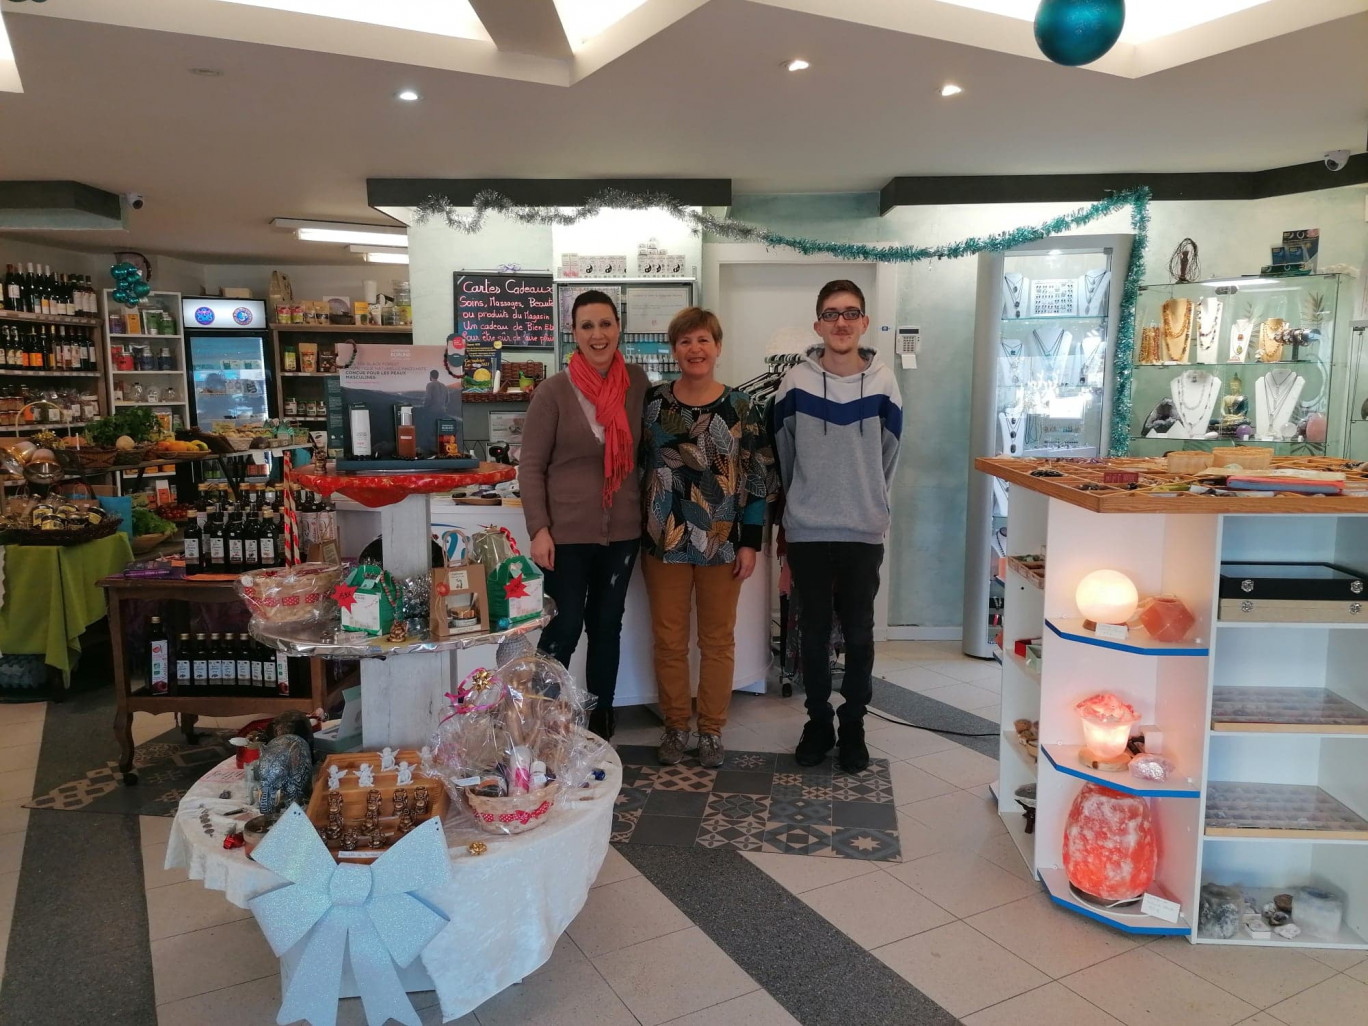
[1324,150,1350,172]
[125,192,145,210]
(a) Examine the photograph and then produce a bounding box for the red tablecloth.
[294,464,516,508]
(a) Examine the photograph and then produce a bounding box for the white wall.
[0,236,206,295]
[201,263,404,305]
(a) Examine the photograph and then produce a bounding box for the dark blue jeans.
[787,541,883,729]
[537,539,639,706]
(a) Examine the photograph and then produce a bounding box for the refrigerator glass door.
[187,334,270,425]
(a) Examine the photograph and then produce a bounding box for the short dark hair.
[667,306,723,347]
[570,289,620,324]
[816,279,866,317]
[430,369,439,379]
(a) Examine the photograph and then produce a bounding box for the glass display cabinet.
[963,234,1134,658]
[1128,274,1350,457]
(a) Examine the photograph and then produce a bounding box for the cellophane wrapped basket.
[423,654,607,836]
[237,562,343,624]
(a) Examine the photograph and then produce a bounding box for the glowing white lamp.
[1075,569,1138,631]
[1075,693,1141,768]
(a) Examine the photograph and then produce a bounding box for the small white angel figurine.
[396,760,414,785]
[419,745,432,765]
[380,747,397,772]
[327,765,348,791]
[356,763,375,788]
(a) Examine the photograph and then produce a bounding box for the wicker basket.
[0,516,121,547]
[1166,451,1214,474]
[73,446,117,469]
[1210,446,1274,471]
[464,784,556,835]
[238,562,344,623]
[113,443,154,466]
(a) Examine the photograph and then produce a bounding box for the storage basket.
[113,443,154,466]
[1166,451,1214,474]
[1210,446,1274,471]
[0,515,121,547]
[464,784,556,835]
[238,562,343,624]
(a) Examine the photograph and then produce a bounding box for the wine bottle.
[206,632,224,690]
[174,633,192,695]
[148,616,170,696]
[192,633,209,689]
[182,514,203,575]
[235,634,253,696]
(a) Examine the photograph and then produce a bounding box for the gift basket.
[236,562,344,624]
[423,655,607,836]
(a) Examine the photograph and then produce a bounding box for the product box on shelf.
[337,564,399,635]
[486,554,543,626]
[431,559,490,639]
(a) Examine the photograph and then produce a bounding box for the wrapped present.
[335,563,400,636]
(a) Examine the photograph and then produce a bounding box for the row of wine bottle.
[183,509,283,575]
[3,264,102,318]
[147,618,294,696]
[1,323,100,372]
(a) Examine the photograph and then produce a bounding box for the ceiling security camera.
[125,192,145,210]
[1324,150,1350,172]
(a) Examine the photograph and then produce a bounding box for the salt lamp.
[1063,782,1157,904]
[1075,569,1138,629]
[1137,595,1196,643]
[1075,692,1140,768]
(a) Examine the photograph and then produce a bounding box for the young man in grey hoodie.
[773,280,902,772]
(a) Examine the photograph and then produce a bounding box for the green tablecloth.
[0,533,134,673]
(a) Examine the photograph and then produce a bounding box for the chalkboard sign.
[453,273,555,349]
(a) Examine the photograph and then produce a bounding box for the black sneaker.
[588,707,614,741]
[836,722,870,774]
[794,719,835,766]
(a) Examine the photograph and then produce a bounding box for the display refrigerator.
[962,234,1133,659]
[181,297,274,426]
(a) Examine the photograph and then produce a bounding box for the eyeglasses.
[818,308,865,322]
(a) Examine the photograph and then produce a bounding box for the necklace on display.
[1229,318,1252,362]
[1197,298,1222,361]
[1078,331,1105,383]
[1258,319,1286,362]
[999,407,1024,455]
[999,338,1024,358]
[1080,270,1109,315]
[1161,299,1193,362]
[1003,274,1025,318]
[1175,371,1217,435]
[1033,327,1066,361]
[1262,368,1298,424]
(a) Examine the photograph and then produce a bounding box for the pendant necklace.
[1197,299,1222,360]
[1003,275,1025,318]
[1000,338,1024,358]
[1161,299,1193,362]
[1229,319,1252,362]
[1258,319,1286,363]
[1263,369,1296,425]
[1033,327,1065,361]
[1081,270,1108,314]
[1177,372,1214,433]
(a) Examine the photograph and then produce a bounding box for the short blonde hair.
[667,306,723,347]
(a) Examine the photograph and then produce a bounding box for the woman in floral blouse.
[640,307,774,767]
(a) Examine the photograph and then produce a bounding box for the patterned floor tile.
[770,783,806,799]
[611,810,640,843]
[613,786,650,814]
[761,823,834,856]
[832,800,898,830]
[712,769,773,795]
[629,813,704,846]
[620,765,659,789]
[828,826,900,861]
[827,777,894,802]
[697,820,766,850]
[773,772,804,787]
[769,797,833,826]
[704,793,771,821]
[650,764,717,792]
[722,751,776,771]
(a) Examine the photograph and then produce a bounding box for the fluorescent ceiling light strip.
[214,0,489,41]
[362,252,410,264]
[933,0,1273,43]
[273,219,408,246]
[553,0,649,46]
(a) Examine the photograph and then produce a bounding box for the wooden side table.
[99,574,342,785]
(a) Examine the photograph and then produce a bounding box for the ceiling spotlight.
[785,58,810,72]
[940,83,963,97]
[396,89,421,101]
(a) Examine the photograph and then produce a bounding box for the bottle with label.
[251,637,266,689]
[258,509,280,568]
[262,642,278,692]
[207,632,224,690]
[394,403,417,459]
[276,649,291,696]
[226,512,246,571]
[235,634,254,696]
[205,513,226,572]
[282,346,298,372]
[242,513,260,570]
[174,633,192,695]
[147,616,170,695]
[192,633,209,689]
[348,404,373,458]
[182,515,203,575]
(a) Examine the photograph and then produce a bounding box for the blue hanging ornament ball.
[1034,0,1125,66]
[133,281,152,299]
[112,290,130,305]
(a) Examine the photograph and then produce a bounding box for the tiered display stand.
[981,455,1368,948]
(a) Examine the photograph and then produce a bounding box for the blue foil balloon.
[1034,0,1125,66]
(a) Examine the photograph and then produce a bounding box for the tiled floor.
[1,639,1366,1025]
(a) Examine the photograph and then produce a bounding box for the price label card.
[1140,892,1182,923]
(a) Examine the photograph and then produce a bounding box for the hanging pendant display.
[1034,0,1126,67]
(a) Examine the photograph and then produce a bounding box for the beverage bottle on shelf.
[191,633,209,690]
[182,514,203,575]
[174,633,192,695]
[205,513,226,572]
[250,637,267,690]
[3,265,19,311]
[148,616,170,695]
[275,649,291,697]
[235,634,254,696]
[207,632,224,690]
[226,513,246,572]
[242,511,260,570]
[22,263,36,314]
[258,509,280,568]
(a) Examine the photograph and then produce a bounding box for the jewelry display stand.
[1254,369,1305,441]
[1168,370,1221,439]
[262,464,520,748]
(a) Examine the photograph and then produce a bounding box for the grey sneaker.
[697,733,724,769]
[657,728,691,766]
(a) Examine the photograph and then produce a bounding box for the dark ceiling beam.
[367,178,732,210]
[880,154,1368,211]
[468,0,573,59]
[0,180,124,230]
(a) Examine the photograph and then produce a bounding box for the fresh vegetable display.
[132,506,175,536]
[85,407,160,447]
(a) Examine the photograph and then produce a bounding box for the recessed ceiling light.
[189,68,224,77]
[396,89,421,102]
[1049,249,1062,256]
[940,83,963,97]
[272,218,408,247]
[786,58,811,72]
[361,251,410,265]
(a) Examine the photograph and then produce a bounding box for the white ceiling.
[1,0,1365,263]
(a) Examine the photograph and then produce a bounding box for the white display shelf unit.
[993,490,1368,948]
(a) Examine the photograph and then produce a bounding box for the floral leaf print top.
[641,383,775,566]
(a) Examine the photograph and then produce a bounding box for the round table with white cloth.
[165,748,622,1022]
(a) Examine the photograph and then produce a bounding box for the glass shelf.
[1000,315,1107,326]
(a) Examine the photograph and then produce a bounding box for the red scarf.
[569,351,634,507]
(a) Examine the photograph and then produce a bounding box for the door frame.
[705,243,897,641]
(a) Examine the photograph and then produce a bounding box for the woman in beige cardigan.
[519,290,649,741]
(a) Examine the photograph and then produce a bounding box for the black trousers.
[787,541,884,729]
[537,539,639,706]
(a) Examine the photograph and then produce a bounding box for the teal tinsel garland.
[415,186,1151,454]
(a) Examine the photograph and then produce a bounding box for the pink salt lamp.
[1137,595,1196,643]
[1075,692,1140,766]
[1063,782,1158,903]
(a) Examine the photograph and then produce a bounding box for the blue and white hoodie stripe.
[772,344,903,545]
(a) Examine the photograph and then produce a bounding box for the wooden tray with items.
[1205,781,1368,839]
[975,456,1368,514]
[304,750,449,863]
[1211,686,1368,734]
